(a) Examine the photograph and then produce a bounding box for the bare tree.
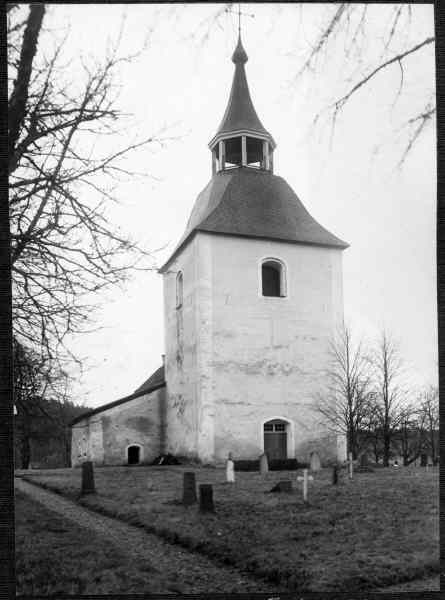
[8,4,161,363]
[395,403,424,466]
[199,3,435,165]
[290,4,435,165]
[13,337,68,468]
[315,323,372,459]
[369,331,407,467]
[417,385,439,463]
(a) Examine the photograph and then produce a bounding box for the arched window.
[176,271,183,309]
[261,259,286,297]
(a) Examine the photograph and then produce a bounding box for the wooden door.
[264,422,287,460]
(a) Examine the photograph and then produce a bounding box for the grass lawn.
[19,464,439,592]
[15,491,181,594]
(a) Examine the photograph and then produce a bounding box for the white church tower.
[159,34,348,465]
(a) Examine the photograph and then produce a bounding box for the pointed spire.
[209,33,275,149]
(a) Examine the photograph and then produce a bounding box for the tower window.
[176,271,183,309]
[224,137,242,168]
[246,136,263,168]
[261,259,286,297]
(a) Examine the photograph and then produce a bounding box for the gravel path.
[16,477,278,594]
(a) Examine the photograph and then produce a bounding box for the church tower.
[159,35,348,465]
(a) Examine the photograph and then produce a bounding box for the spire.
[209,33,275,149]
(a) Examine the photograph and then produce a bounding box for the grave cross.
[296,468,314,503]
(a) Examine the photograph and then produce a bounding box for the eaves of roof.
[159,168,349,273]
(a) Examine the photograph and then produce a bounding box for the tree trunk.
[347,428,357,459]
[20,434,31,469]
[429,429,436,463]
[8,3,45,168]
[382,431,391,467]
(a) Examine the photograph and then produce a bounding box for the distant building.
[71,34,349,467]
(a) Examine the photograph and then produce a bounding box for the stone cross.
[81,460,95,495]
[182,471,197,505]
[296,468,313,502]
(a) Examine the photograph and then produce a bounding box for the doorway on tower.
[264,419,288,460]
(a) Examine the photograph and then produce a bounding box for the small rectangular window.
[274,423,285,432]
[264,424,273,432]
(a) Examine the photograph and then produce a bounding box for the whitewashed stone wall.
[71,387,166,467]
[163,231,346,464]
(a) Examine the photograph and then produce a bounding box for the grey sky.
[37,3,436,408]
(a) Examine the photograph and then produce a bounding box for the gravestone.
[182,471,197,505]
[310,452,321,471]
[359,453,369,467]
[332,465,339,485]
[226,452,235,483]
[81,461,95,495]
[270,480,292,493]
[259,453,269,475]
[199,484,214,512]
[420,453,428,467]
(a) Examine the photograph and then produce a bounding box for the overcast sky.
[37,3,436,409]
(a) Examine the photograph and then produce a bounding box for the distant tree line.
[13,338,87,469]
[315,324,438,466]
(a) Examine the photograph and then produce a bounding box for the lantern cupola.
[209,34,276,174]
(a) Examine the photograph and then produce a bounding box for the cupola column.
[219,140,225,170]
[241,136,247,166]
[212,149,217,174]
[263,140,269,170]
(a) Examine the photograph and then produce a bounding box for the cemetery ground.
[16,464,439,593]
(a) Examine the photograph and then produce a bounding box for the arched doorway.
[127,445,141,465]
[263,419,288,460]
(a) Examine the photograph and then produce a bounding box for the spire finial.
[225,3,254,63]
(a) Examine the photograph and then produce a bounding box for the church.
[71,34,349,468]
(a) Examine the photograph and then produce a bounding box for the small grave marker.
[296,468,313,502]
[81,461,95,495]
[270,480,292,493]
[332,465,339,485]
[420,453,428,467]
[310,451,321,471]
[226,452,235,483]
[359,453,369,467]
[348,452,353,480]
[259,452,269,476]
[199,484,214,512]
[182,472,197,505]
